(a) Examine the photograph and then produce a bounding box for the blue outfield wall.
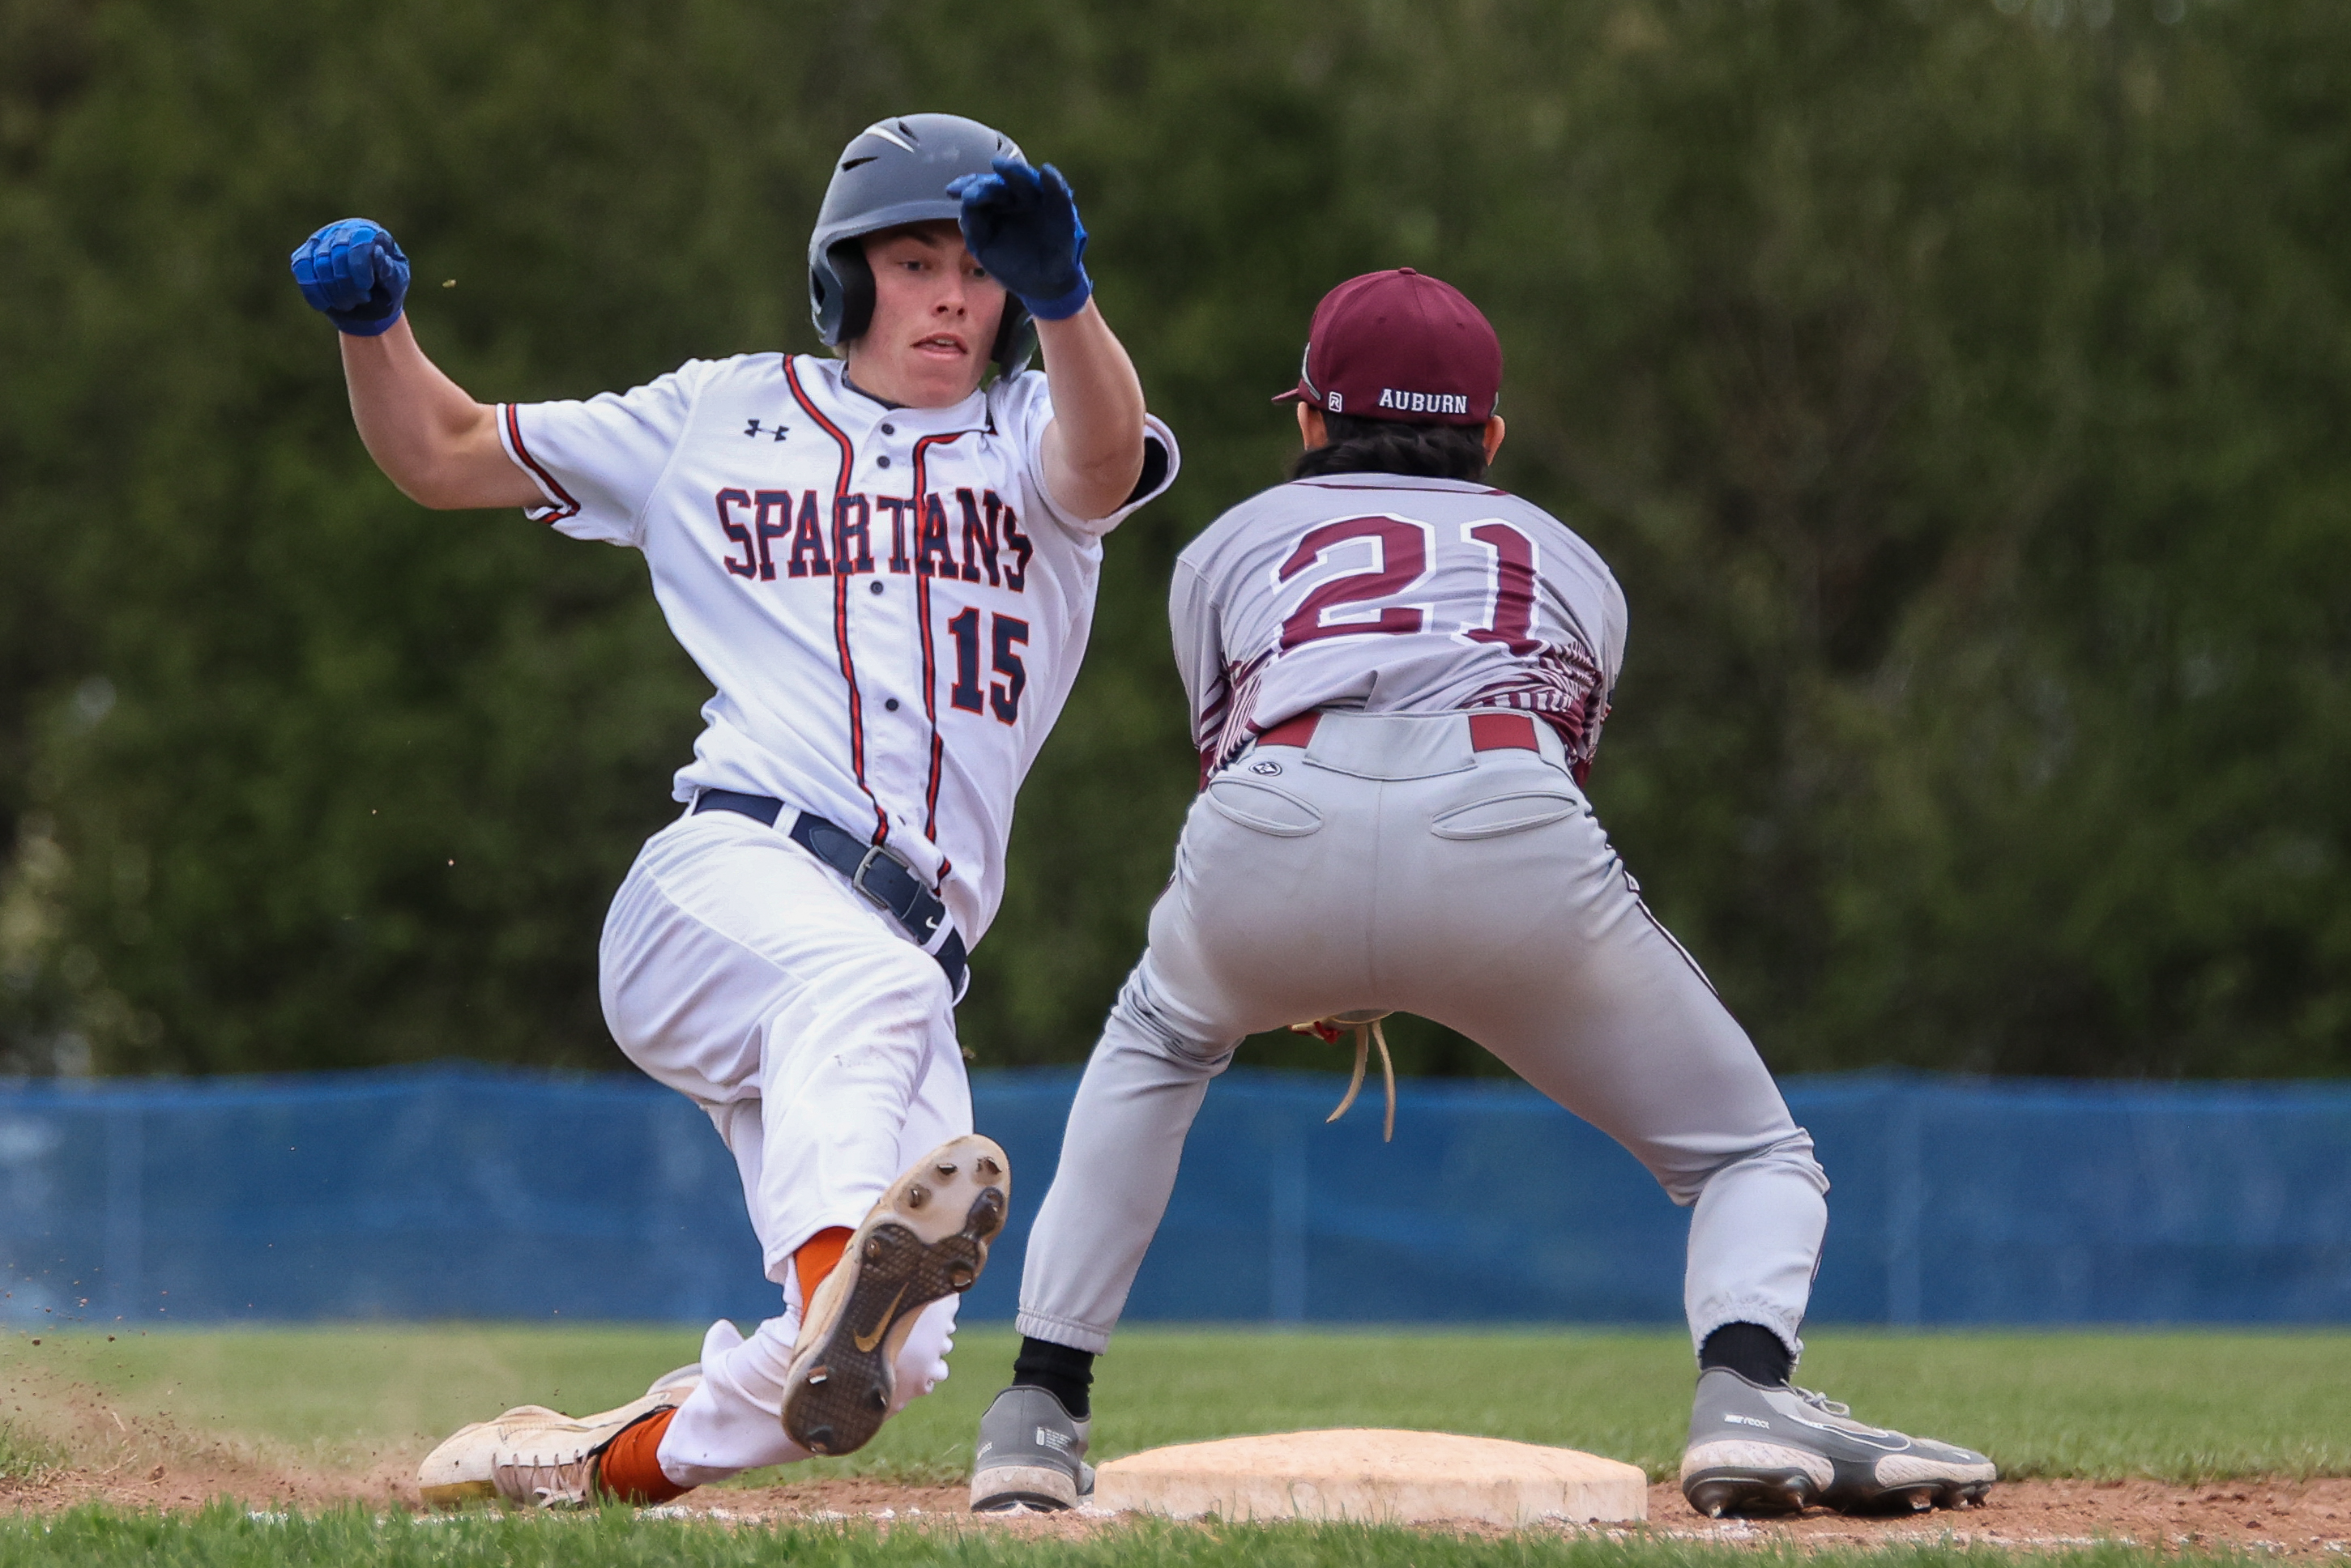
[1,1064,2347,1328]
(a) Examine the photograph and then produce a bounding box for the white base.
[1094,1428,1648,1527]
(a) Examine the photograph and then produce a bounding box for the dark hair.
[1290,411,1491,483]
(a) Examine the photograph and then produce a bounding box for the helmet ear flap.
[815,240,876,347]
[991,300,1036,377]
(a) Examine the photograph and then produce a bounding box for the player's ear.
[1482,415,1505,463]
[1296,404,1327,450]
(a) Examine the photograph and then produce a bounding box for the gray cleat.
[1680,1368,1996,1518]
[969,1384,1093,1512]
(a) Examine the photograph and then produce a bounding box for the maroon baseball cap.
[1274,268,1502,426]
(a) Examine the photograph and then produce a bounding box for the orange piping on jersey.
[783,358,890,844]
[909,431,973,845]
[501,403,582,522]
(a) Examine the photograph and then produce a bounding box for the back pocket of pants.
[1205,778,1325,837]
[1428,790,1581,841]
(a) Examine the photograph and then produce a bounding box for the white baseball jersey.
[1170,472,1626,782]
[499,352,1179,946]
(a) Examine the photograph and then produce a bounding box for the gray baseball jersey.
[1018,473,1825,1366]
[1170,473,1629,782]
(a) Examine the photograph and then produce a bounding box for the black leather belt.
[690,790,967,991]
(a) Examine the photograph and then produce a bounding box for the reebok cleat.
[780,1134,1009,1457]
[970,1384,1093,1512]
[1679,1368,1995,1518]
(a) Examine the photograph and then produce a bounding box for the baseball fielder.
[288,113,1177,1508]
[967,270,1994,1519]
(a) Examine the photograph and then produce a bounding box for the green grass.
[0,1418,65,1483]
[10,1325,2348,1487]
[0,1504,2287,1568]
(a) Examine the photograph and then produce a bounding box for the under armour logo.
[1250,760,1282,776]
[744,419,788,442]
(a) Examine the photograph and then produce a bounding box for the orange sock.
[796,1225,854,1306]
[595,1405,689,1505]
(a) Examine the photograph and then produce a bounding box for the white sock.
[654,1297,960,1488]
[657,1316,809,1486]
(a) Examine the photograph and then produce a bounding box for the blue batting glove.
[289,218,412,336]
[947,158,1092,322]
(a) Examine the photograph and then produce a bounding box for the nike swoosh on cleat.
[1788,1412,1912,1452]
[851,1285,908,1353]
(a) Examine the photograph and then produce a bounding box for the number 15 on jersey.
[946,610,1027,723]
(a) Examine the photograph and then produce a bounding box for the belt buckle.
[849,842,908,912]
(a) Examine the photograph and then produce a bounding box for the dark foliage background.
[3,0,2347,1079]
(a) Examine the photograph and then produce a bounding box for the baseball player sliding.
[968,270,1995,1519]
[289,113,1177,1507]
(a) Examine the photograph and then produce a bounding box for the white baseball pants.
[598,806,968,1485]
[1017,710,1829,1361]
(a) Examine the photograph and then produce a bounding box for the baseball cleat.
[1679,1368,1996,1518]
[780,1134,1009,1458]
[416,1362,701,1509]
[969,1383,1094,1512]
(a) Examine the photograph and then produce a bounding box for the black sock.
[1011,1336,1095,1420]
[1700,1322,1793,1387]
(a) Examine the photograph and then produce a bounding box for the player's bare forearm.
[339,318,541,512]
[291,219,537,511]
[1036,302,1148,522]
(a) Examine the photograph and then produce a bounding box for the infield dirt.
[5,1377,2348,1557]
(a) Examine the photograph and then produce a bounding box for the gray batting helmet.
[809,113,1036,377]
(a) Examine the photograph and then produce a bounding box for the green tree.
[2,0,2347,1080]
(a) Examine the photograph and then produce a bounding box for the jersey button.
[876,455,892,469]
[868,580,885,595]
[880,423,896,436]
[885,698,901,712]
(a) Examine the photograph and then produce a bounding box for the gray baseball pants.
[1015,710,1828,1360]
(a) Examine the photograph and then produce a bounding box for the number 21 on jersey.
[1274,513,1540,654]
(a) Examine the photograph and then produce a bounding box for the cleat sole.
[1685,1468,1997,1519]
[971,1488,1077,1514]
[783,1183,1005,1457]
[971,1461,1083,1513]
[1683,1470,1816,1519]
